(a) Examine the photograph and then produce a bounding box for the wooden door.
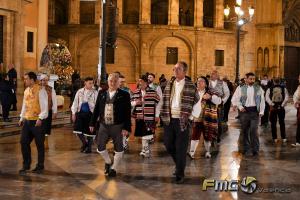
[284,46,300,93]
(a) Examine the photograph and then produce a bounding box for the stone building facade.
[2,0,297,88]
[0,0,48,77]
[49,0,261,83]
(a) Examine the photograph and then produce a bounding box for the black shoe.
[187,152,195,159]
[80,144,87,153]
[104,163,111,175]
[84,149,92,154]
[175,176,184,184]
[108,169,116,177]
[32,166,44,174]
[252,152,259,157]
[3,118,12,122]
[19,167,30,175]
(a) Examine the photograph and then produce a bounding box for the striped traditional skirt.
[203,103,219,141]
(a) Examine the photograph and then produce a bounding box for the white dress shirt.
[265,87,289,107]
[231,85,265,115]
[293,86,300,105]
[20,87,49,120]
[171,79,185,117]
[71,88,98,114]
[210,80,230,104]
[109,90,117,99]
[149,83,163,117]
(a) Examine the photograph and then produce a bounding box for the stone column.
[194,0,203,27]
[117,0,123,24]
[215,0,224,29]
[68,0,80,24]
[38,0,49,69]
[95,0,101,24]
[13,12,22,77]
[140,0,151,24]
[48,0,55,25]
[168,0,179,25]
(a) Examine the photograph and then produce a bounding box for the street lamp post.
[81,0,107,84]
[99,0,107,85]
[224,0,255,83]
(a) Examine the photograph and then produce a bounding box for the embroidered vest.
[44,85,53,110]
[24,84,41,120]
[149,83,158,91]
[104,91,117,125]
[240,84,262,111]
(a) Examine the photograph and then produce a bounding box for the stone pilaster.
[38,0,49,69]
[68,0,80,24]
[95,0,101,24]
[117,0,123,24]
[139,0,151,24]
[215,0,224,29]
[194,0,203,27]
[168,0,179,25]
[48,0,55,25]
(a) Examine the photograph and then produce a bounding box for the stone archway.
[77,33,138,82]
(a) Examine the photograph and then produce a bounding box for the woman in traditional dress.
[131,75,161,158]
[187,76,222,158]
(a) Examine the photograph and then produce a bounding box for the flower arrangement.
[40,42,74,93]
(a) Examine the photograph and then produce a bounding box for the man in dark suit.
[89,72,131,177]
[7,64,17,111]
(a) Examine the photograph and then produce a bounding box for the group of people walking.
[16,61,300,185]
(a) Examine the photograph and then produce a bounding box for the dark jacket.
[0,80,14,104]
[90,88,131,132]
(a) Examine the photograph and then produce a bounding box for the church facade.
[1,0,300,92]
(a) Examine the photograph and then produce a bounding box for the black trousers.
[223,96,232,122]
[163,118,189,178]
[261,102,269,125]
[12,90,17,109]
[97,123,124,152]
[269,107,286,140]
[20,120,45,168]
[1,103,11,119]
[240,111,259,153]
[296,108,300,143]
[44,110,53,135]
[297,121,300,143]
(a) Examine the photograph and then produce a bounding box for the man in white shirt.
[160,61,198,184]
[232,72,265,156]
[209,70,230,142]
[292,75,300,147]
[90,73,131,177]
[39,74,58,137]
[265,78,289,143]
[19,72,48,174]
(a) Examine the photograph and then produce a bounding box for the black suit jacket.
[90,88,131,132]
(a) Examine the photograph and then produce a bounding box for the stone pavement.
[0,104,299,200]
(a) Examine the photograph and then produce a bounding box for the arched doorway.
[78,35,136,82]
